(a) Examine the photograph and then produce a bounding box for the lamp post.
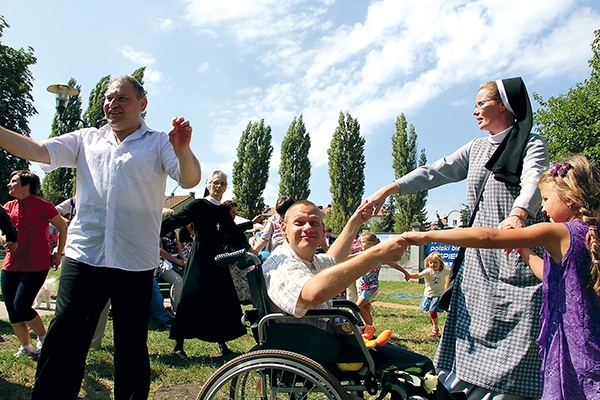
[48,83,109,129]
[46,84,79,118]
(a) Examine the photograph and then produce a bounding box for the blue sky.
[2,0,598,222]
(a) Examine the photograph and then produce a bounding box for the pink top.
[3,195,58,272]
[261,214,285,252]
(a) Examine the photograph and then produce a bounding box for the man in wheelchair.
[261,200,457,399]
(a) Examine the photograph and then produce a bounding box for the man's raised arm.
[168,117,201,189]
[327,204,373,262]
[0,126,50,164]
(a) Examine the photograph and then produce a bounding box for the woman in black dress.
[161,170,249,358]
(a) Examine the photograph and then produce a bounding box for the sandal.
[429,329,440,337]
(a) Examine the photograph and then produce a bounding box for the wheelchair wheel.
[197,349,350,400]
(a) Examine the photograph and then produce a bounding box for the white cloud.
[183,0,269,25]
[152,18,175,32]
[181,0,599,196]
[144,69,163,84]
[120,46,156,65]
[255,0,596,167]
[510,7,598,79]
[197,62,210,73]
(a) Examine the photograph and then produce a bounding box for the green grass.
[0,279,443,399]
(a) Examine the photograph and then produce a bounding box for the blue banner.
[427,242,460,263]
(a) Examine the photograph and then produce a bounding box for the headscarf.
[484,77,533,186]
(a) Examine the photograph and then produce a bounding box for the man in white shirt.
[264,200,400,321]
[0,75,201,399]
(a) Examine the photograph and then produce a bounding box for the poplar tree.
[82,75,109,128]
[325,112,365,232]
[391,114,428,233]
[232,119,273,218]
[278,114,311,200]
[0,17,35,203]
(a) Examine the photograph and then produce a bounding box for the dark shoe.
[218,342,232,356]
[171,349,188,360]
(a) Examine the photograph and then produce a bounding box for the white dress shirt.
[41,121,181,271]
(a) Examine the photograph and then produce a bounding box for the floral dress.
[357,266,381,301]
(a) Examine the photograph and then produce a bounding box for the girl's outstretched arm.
[400,223,568,263]
[388,261,413,280]
[516,248,544,281]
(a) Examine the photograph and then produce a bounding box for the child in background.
[345,233,364,303]
[400,155,600,399]
[354,232,405,326]
[398,252,450,337]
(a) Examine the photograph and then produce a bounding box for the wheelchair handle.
[214,250,261,269]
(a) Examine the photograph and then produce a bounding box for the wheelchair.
[197,250,462,400]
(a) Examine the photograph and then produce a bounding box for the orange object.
[361,325,375,340]
[374,329,392,346]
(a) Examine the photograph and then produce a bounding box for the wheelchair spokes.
[198,350,348,400]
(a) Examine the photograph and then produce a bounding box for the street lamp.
[46,84,80,120]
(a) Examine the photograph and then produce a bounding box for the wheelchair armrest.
[332,299,362,321]
[303,308,359,325]
[332,299,360,313]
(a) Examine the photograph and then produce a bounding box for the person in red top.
[1,170,67,357]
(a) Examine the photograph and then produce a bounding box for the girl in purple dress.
[400,155,600,399]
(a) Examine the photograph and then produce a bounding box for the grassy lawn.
[0,279,442,399]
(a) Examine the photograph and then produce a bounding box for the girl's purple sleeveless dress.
[538,220,600,399]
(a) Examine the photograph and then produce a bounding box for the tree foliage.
[41,77,82,203]
[232,119,273,218]
[83,75,109,128]
[534,29,600,164]
[0,17,35,203]
[460,203,470,227]
[131,67,147,120]
[278,114,311,200]
[391,114,428,233]
[325,112,366,232]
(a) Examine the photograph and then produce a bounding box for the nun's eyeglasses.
[475,98,500,110]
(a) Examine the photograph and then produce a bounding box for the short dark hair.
[11,170,40,195]
[275,196,295,216]
[223,200,238,210]
[108,75,146,99]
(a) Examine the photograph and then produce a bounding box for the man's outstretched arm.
[301,236,408,306]
[0,126,50,164]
